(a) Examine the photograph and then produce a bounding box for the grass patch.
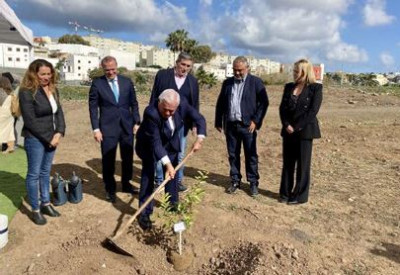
[58,85,89,100]
[352,85,400,97]
[0,148,27,220]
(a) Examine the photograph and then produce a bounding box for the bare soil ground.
[1,85,400,274]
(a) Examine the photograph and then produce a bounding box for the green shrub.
[58,85,89,100]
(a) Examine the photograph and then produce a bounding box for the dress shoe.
[32,211,47,225]
[287,199,307,205]
[250,184,259,197]
[278,195,289,203]
[122,185,139,194]
[227,181,240,194]
[40,205,61,217]
[138,215,152,231]
[106,192,116,203]
[178,182,187,192]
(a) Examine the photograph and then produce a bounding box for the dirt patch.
[1,86,400,274]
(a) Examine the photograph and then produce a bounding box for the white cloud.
[11,0,189,33]
[326,43,368,63]
[199,0,212,6]
[363,0,395,26]
[10,0,371,67]
[380,52,394,67]
[195,0,366,64]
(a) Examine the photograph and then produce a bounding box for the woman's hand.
[50,133,62,148]
[286,125,294,134]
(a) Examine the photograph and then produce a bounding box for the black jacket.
[215,74,268,130]
[279,82,323,139]
[19,87,66,146]
[136,99,206,162]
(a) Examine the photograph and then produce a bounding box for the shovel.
[106,150,194,256]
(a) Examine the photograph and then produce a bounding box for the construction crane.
[68,21,81,33]
[83,25,104,36]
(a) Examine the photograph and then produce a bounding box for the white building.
[0,43,31,69]
[83,35,152,66]
[209,53,231,67]
[59,54,100,81]
[146,48,175,68]
[99,49,136,70]
[47,43,99,56]
[199,64,226,81]
[0,0,34,69]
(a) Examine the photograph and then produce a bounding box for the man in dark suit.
[136,89,206,230]
[149,52,199,192]
[89,56,140,203]
[215,56,269,197]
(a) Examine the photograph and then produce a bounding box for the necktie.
[164,120,172,137]
[110,79,119,102]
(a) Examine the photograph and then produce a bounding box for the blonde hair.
[20,59,57,96]
[294,59,316,84]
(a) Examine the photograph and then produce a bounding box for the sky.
[5,0,400,73]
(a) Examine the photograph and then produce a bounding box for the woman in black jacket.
[19,59,66,225]
[279,59,323,204]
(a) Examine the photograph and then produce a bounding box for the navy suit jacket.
[215,74,269,130]
[149,68,199,110]
[279,82,323,139]
[136,99,206,162]
[89,75,140,137]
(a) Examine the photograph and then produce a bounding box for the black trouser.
[225,121,259,185]
[101,130,133,194]
[280,134,313,202]
[139,152,178,217]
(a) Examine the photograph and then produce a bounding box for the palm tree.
[165,29,189,60]
[196,67,218,89]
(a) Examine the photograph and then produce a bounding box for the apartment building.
[83,35,152,66]
[0,43,31,68]
[60,54,100,81]
[146,48,175,68]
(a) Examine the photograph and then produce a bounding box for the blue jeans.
[155,127,187,183]
[24,137,56,211]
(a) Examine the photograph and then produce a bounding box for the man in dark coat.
[149,52,199,192]
[136,89,206,230]
[215,56,269,197]
[89,56,140,203]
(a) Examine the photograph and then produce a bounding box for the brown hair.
[294,58,316,84]
[20,59,57,96]
[0,76,13,95]
[101,56,117,67]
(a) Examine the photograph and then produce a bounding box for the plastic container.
[0,214,8,249]
[68,172,83,204]
[51,174,67,206]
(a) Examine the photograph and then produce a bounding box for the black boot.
[32,211,47,225]
[40,205,61,217]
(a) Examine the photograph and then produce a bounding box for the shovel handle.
[112,150,194,240]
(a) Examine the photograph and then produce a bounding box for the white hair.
[158,89,180,105]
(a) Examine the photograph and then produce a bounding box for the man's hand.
[248,121,257,133]
[286,125,294,134]
[165,163,176,179]
[50,133,62,148]
[94,131,103,143]
[133,124,140,135]
[216,127,222,133]
[191,138,203,152]
[191,126,197,136]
